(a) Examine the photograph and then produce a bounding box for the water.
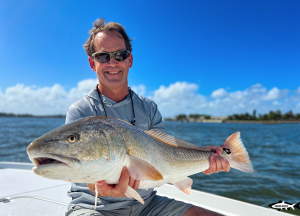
[1,117,300,215]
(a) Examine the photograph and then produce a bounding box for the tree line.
[167,110,300,121]
[172,114,211,121]
[228,110,300,121]
[0,112,66,118]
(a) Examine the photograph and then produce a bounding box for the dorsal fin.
[145,129,210,151]
[116,118,136,127]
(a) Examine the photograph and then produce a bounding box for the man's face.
[89,31,133,90]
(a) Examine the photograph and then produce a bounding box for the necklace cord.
[96,85,135,126]
[128,87,136,126]
[97,84,108,117]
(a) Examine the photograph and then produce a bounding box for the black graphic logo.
[268,200,300,211]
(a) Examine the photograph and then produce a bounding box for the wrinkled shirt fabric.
[65,87,165,211]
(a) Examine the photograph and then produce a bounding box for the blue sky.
[0,0,300,117]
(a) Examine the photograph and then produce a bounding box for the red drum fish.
[27,116,254,208]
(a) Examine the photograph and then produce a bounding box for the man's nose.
[108,56,118,66]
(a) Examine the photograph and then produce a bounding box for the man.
[65,18,229,216]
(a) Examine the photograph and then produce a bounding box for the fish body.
[27,116,254,203]
[269,200,300,211]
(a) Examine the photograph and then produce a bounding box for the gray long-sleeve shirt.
[65,87,165,210]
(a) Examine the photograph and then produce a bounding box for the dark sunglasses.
[92,50,130,63]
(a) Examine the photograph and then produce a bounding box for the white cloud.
[211,88,227,98]
[149,82,300,117]
[0,80,300,117]
[131,84,146,96]
[262,87,289,101]
[149,82,206,117]
[0,79,98,115]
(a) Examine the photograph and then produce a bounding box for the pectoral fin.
[172,177,193,195]
[127,155,163,181]
[124,186,144,204]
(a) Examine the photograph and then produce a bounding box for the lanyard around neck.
[96,84,136,126]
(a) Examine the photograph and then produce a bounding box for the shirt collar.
[87,87,135,108]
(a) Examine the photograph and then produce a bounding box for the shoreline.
[0,115,66,118]
[1,116,300,124]
[163,119,300,124]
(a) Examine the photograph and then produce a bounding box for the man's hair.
[84,18,132,57]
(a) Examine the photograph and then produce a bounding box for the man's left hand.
[202,145,230,175]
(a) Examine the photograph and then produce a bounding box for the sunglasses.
[92,50,130,63]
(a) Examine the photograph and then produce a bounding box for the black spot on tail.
[223,148,231,154]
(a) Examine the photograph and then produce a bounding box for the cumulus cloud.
[131,84,146,96]
[211,88,228,98]
[149,82,206,117]
[149,82,300,117]
[0,80,300,117]
[0,79,149,115]
[262,87,289,101]
[0,79,98,115]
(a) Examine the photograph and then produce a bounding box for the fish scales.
[27,116,254,204]
[112,119,218,187]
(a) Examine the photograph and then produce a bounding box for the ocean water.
[1,117,300,215]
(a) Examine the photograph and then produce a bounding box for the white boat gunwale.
[0,162,289,216]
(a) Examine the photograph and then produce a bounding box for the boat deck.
[0,162,287,216]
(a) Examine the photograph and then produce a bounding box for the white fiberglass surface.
[1,163,287,216]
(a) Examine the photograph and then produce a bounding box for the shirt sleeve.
[149,102,165,132]
[65,97,95,124]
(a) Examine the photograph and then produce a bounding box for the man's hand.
[88,167,140,197]
[202,145,230,175]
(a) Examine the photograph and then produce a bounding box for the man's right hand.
[88,167,140,197]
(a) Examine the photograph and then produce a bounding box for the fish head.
[27,117,124,182]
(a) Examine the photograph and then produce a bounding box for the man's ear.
[88,56,96,71]
[129,53,133,68]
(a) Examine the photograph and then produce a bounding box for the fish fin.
[221,132,254,173]
[94,183,98,210]
[172,177,193,195]
[145,129,210,151]
[127,155,163,181]
[117,118,136,127]
[124,186,144,204]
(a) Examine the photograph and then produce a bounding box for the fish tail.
[221,132,254,173]
[295,202,300,209]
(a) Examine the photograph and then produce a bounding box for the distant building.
[210,116,229,121]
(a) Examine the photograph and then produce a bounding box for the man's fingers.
[203,152,231,175]
[214,155,222,172]
[96,181,112,197]
[133,180,140,190]
[222,158,230,172]
[115,167,130,194]
[203,155,216,175]
[214,153,230,172]
[213,147,223,156]
[128,176,135,188]
[204,145,223,156]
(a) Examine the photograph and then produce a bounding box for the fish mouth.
[33,157,67,167]
[29,153,78,168]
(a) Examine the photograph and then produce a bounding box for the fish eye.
[67,135,77,143]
